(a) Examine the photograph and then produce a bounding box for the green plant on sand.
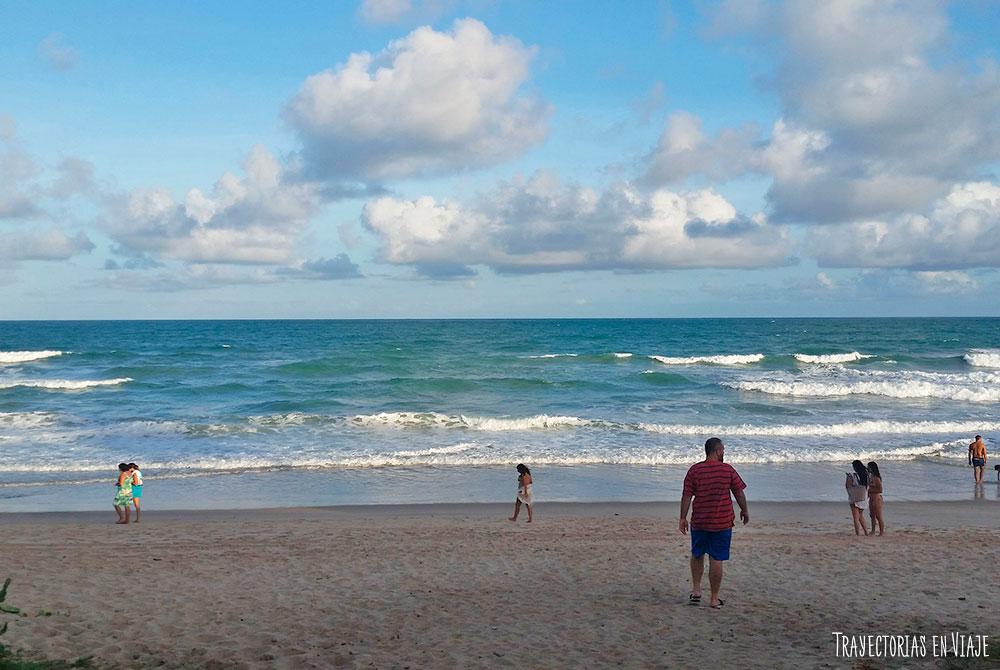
[0,578,93,670]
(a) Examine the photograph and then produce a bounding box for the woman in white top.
[845,460,869,536]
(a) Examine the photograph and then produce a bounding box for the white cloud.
[914,271,978,295]
[0,118,41,219]
[358,0,414,23]
[38,33,78,71]
[285,19,549,181]
[809,181,1000,269]
[816,272,835,290]
[104,146,323,265]
[669,0,1000,226]
[0,229,93,261]
[362,171,791,276]
[641,111,761,185]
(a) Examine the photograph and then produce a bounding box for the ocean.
[2,318,999,511]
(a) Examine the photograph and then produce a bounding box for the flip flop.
[688,593,701,605]
[710,600,725,609]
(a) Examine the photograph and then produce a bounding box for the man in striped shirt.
[678,437,749,609]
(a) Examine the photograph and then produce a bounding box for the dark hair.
[128,463,138,470]
[705,437,723,457]
[516,463,531,476]
[975,435,981,440]
[852,460,869,486]
[867,461,881,480]
[118,462,130,472]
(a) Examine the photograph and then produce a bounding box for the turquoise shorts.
[132,485,142,498]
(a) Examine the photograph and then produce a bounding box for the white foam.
[722,369,1000,402]
[0,377,132,390]
[612,352,633,358]
[462,415,601,431]
[635,420,1000,437]
[524,353,578,359]
[0,350,63,364]
[392,443,481,458]
[349,412,601,431]
[794,352,872,364]
[650,353,764,366]
[0,438,970,474]
[964,349,1000,368]
[349,412,464,428]
[0,411,60,429]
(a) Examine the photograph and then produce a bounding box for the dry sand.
[1,501,998,669]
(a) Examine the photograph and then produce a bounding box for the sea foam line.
[794,352,872,364]
[0,439,972,478]
[345,412,999,436]
[650,353,764,366]
[726,377,1000,402]
[0,377,132,390]
[0,350,64,364]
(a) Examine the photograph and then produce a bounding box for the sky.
[1,0,999,319]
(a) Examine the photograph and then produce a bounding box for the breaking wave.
[964,349,1000,368]
[726,368,1000,402]
[794,352,872,364]
[0,378,132,390]
[0,350,64,364]
[650,353,764,366]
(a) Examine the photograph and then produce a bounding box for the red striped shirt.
[683,460,747,531]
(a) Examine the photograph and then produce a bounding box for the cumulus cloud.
[809,181,1000,270]
[0,118,41,219]
[38,33,79,71]
[362,171,791,277]
[652,1,1000,228]
[0,230,93,261]
[103,145,323,265]
[0,118,96,265]
[641,111,762,185]
[285,19,549,181]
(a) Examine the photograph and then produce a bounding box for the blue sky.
[1,0,999,318]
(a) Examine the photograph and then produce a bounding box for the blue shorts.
[132,485,142,498]
[972,458,985,467]
[690,528,732,561]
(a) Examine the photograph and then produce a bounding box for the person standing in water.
[508,464,533,523]
[969,435,987,484]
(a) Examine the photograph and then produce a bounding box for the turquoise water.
[1,319,998,509]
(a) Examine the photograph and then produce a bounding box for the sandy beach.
[2,501,998,669]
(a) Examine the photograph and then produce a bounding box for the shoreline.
[3,499,999,527]
[4,460,997,513]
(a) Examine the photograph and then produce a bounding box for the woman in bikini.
[867,461,884,536]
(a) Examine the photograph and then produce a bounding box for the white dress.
[517,480,533,506]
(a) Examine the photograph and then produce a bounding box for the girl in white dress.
[508,463,533,523]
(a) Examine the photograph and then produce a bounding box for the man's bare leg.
[689,555,704,598]
[708,558,724,607]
